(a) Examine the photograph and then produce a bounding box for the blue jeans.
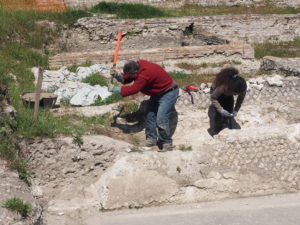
[145,88,179,146]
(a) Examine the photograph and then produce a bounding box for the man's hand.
[219,109,233,117]
[110,67,118,77]
[107,84,114,92]
[107,84,121,94]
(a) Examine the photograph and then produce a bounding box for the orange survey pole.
[111,32,122,83]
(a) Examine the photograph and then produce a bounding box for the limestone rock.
[261,56,300,76]
[265,74,284,87]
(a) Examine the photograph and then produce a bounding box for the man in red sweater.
[109,60,179,152]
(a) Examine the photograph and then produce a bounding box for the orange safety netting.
[0,0,67,12]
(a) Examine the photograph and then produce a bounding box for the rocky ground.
[1,2,300,224]
[0,160,43,225]
[17,74,299,225]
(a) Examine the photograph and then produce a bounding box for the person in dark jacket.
[109,60,179,152]
[208,67,247,136]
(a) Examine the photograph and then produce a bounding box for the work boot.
[141,139,156,151]
[158,143,173,152]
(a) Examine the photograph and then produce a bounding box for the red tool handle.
[113,32,122,66]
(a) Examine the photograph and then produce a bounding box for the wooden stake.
[33,67,44,123]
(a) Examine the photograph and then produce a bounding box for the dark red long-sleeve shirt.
[120,60,173,97]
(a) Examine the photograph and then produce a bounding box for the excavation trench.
[23,13,300,225]
[22,73,300,225]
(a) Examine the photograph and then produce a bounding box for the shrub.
[81,73,108,86]
[91,2,169,19]
[93,93,122,106]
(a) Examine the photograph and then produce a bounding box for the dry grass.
[170,71,216,87]
[176,61,242,71]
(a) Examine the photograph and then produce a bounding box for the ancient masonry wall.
[177,76,300,111]
[58,14,300,53]
[49,42,253,68]
[65,0,263,9]
[191,123,300,201]
[25,125,300,210]
[26,77,300,210]
[64,0,300,9]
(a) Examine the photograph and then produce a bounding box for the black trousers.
[208,94,234,136]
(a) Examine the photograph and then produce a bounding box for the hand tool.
[111,32,122,84]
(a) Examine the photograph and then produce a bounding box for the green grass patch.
[0,113,32,185]
[254,37,300,58]
[72,133,84,148]
[0,8,91,46]
[7,85,86,139]
[132,135,141,145]
[81,73,108,86]
[93,93,123,106]
[122,102,139,115]
[129,146,143,153]
[0,42,47,89]
[2,197,32,218]
[81,113,112,129]
[15,109,81,138]
[12,109,113,139]
[91,2,170,19]
[178,144,192,151]
[169,71,215,87]
[164,3,300,17]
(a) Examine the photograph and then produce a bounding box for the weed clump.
[254,37,300,58]
[2,197,32,218]
[91,2,169,19]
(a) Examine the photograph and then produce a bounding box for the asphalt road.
[84,193,300,225]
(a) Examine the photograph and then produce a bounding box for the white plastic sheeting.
[31,64,113,106]
[69,85,112,106]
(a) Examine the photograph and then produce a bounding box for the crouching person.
[109,60,179,152]
[208,67,247,136]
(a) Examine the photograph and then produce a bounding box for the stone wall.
[49,42,253,68]
[58,14,300,53]
[181,123,300,204]
[24,76,300,212]
[24,123,300,211]
[89,123,299,210]
[64,0,300,9]
[261,56,300,77]
[65,0,257,9]
[177,75,300,112]
[211,125,300,188]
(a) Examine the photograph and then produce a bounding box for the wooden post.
[33,67,44,123]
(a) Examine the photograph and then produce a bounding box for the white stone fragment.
[265,74,284,87]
